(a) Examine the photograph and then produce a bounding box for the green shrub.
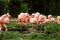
[44,22,60,34]
[20,3,29,13]
[9,0,29,17]
[0,0,4,15]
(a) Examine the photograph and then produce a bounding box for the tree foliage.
[0,0,28,17]
[0,0,60,17]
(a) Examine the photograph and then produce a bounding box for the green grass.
[10,18,17,21]
[0,32,60,40]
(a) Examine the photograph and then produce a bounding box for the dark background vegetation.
[0,0,60,17]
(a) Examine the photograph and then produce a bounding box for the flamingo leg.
[3,24,8,32]
[0,23,2,32]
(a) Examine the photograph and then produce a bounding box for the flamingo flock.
[0,12,60,32]
[17,12,56,24]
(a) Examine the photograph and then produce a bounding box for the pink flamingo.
[0,13,11,32]
[29,17,37,32]
[31,13,35,18]
[24,13,30,23]
[38,15,46,24]
[3,17,9,31]
[17,13,30,32]
[17,13,25,22]
[34,12,40,19]
[48,15,52,19]
[50,17,55,23]
[6,13,11,18]
[45,15,53,23]
[57,16,60,24]
[30,18,37,24]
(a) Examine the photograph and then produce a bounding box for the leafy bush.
[0,0,29,17]
[44,22,60,34]
[20,3,29,13]
[9,0,29,17]
[0,1,4,15]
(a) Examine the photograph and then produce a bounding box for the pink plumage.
[31,13,35,18]
[6,13,11,18]
[57,16,60,24]
[18,13,30,23]
[0,17,3,24]
[48,15,52,19]
[3,17,9,24]
[34,12,40,19]
[30,18,37,24]
[38,15,46,23]
[17,13,25,22]
[1,14,7,18]
[50,17,55,22]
